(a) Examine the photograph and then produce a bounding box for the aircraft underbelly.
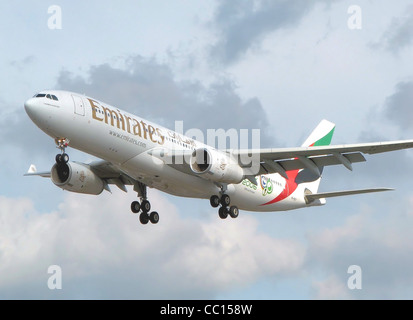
[120,152,219,198]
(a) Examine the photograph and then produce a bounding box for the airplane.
[24,90,413,225]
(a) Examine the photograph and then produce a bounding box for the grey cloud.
[210,0,323,64]
[372,6,413,54]
[383,81,413,131]
[9,55,35,69]
[57,56,275,147]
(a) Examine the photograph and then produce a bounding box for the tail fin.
[300,120,335,195]
[301,119,335,147]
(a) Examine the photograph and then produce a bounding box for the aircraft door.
[72,95,85,116]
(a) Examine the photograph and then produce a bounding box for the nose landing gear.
[53,138,70,181]
[55,138,70,164]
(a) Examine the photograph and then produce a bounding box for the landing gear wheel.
[229,206,239,219]
[221,194,230,207]
[141,200,151,213]
[218,206,228,219]
[131,201,141,214]
[139,212,149,225]
[55,153,69,164]
[149,212,159,224]
[61,153,69,163]
[210,195,220,208]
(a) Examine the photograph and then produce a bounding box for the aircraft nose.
[24,97,46,125]
[24,98,38,116]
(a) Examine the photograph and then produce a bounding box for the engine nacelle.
[190,148,244,184]
[51,161,104,195]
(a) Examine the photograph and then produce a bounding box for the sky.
[1,0,413,299]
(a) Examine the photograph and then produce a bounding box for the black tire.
[141,200,151,213]
[210,195,220,208]
[61,153,69,163]
[229,206,239,218]
[221,194,230,206]
[131,201,141,213]
[139,212,149,225]
[218,206,228,219]
[55,154,62,164]
[149,211,159,224]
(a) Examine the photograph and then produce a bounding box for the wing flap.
[259,152,366,175]
[235,140,413,160]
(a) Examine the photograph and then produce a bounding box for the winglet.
[27,164,37,174]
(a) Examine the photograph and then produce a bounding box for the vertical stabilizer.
[300,120,335,195]
[301,119,335,148]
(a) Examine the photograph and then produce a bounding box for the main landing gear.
[131,182,159,225]
[210,194,239,220]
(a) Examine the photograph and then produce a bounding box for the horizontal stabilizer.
[305,188,393,204]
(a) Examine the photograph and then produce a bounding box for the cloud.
[311,275,351,300]
[56,56,275,147]
[307,207,413,299]
[209,0,324,64]
[372,6,413,54]
[9,56,35,70]
[0,191,305,299]
[327,80,413,192]
[383,80,413,131]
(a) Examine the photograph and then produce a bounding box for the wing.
[24,164,51,178]
[86,160,136,192]
[147,140,413,181]
[233,140,413,178]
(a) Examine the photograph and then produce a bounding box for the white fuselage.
[24,90,322,212]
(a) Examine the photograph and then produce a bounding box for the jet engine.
[190,148,244,184]
[51,161,105,195]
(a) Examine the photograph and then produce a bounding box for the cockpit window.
[33,93,59,101]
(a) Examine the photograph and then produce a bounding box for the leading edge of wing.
[305,188,394,204]
[232,139,413,160]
